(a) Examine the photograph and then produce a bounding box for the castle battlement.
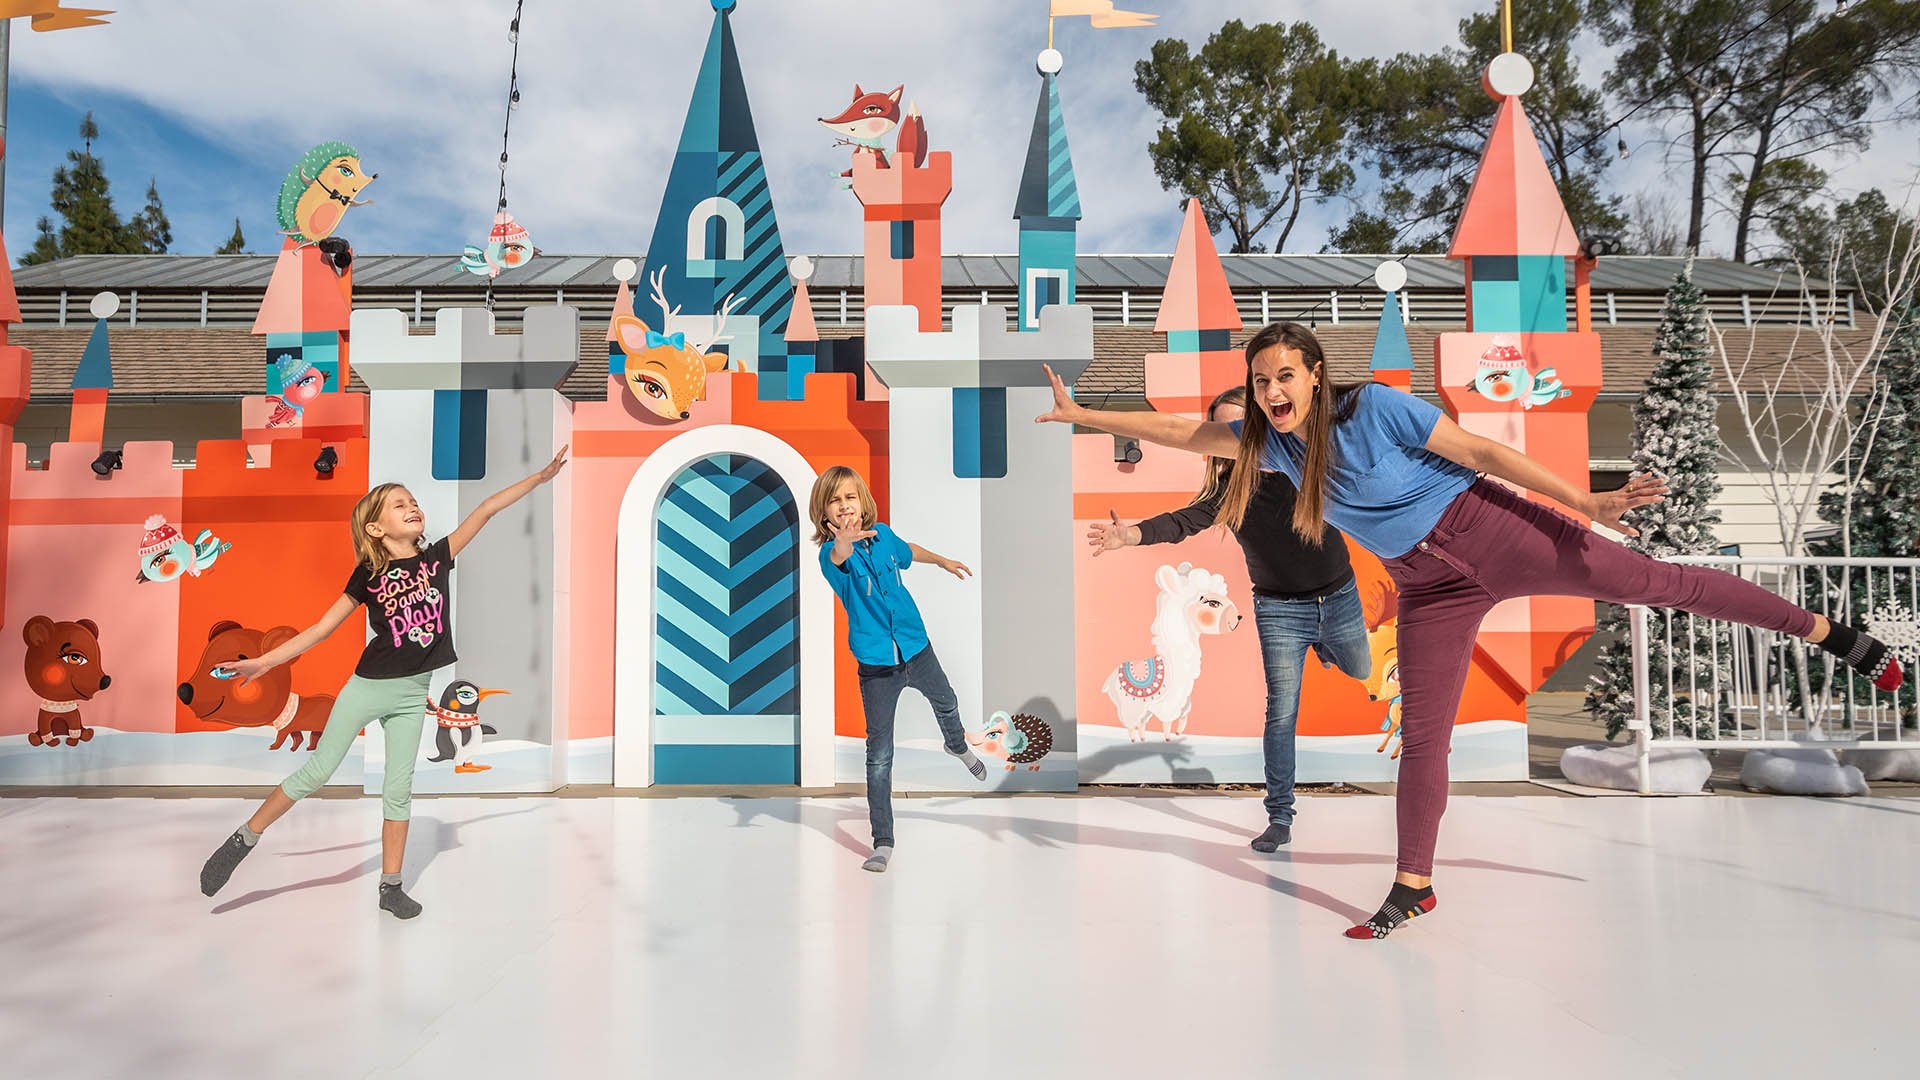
[865,302,1094,388]
[11,440,182,501]
[351,305,581,391]
[850,151,955,210]
[9,437,369,506]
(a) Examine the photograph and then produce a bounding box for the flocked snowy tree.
[1586,266,1730,739]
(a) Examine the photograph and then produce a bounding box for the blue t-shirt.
[1234,384,1476,559]
[818,522,931,667]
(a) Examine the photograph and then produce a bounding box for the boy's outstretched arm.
[906,542,972,581]
[447,446,570,558]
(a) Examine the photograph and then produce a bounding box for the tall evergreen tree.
[1586,267,1729,739]
[19,113,161,264]
[215,218,247,255]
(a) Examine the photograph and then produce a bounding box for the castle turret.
[638,0,794,379]
[69,292,117,444]
[1435,51,1602,693]
[1368,262,1413,391]
[1144,198,1243,418]
[1013,49,1081,331]
[851,141,952,332]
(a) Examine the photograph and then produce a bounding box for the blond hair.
[350,483,425,575]
[809,465,877,545]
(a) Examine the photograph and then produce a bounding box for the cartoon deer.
[1101,563,1241,741]
[1364,618,1404,758]
[611,266,741,421]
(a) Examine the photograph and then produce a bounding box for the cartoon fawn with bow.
[613,266,741,421]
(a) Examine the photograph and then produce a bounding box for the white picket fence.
[1625,556,1920,793]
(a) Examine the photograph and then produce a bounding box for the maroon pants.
[1381,479,1816,875]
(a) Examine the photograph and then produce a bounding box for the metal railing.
[1626,555,1920,793]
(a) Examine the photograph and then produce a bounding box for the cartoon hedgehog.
[277,140,375,246]
[966,710,1054,772]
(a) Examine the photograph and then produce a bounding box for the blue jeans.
[1253,579,1372,826]
[857,646,969,847]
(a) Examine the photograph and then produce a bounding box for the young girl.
[1041,322,1903,941]
[197,448,569,918]
[1088,384,1370,853]
[810,465,988,872]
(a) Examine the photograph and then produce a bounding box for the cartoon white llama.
[1100,562,1241,741]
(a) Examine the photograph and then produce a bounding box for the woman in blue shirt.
[1040,321,1902,940]
[811,465,987,873]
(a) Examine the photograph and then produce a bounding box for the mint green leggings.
[280,672,432,821]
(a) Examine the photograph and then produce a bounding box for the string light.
[486,0,528,311]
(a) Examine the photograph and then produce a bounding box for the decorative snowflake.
[1868,601,1920,666]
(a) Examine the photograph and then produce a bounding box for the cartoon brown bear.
[178,622,333,751]
[23,616,111,747]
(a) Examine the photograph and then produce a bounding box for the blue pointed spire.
[1370,289,1413,387]
[73,316,114,390]
[1015,51,1079,332]
[640,0,794,390]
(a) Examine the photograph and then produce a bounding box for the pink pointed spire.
[607,276,634,343]
[1448,95,1579,258]
[786,276,819,343]
[1155,198,1241,334]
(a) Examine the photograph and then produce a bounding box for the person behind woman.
[197,449,569,919]
[1040,322,1902,941]
[810,465,988,873]
[1089,384,1369,853]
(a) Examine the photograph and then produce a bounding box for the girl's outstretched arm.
[906,542,972,580]
[1034,364,1239,457]
[1424,416,1668,535]
[219,595,360,684]
[447,446,570,558]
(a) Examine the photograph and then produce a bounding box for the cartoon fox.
[819,84,928,173]
[613,266,740,422]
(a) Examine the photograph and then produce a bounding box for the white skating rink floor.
[6,792,1918,1078]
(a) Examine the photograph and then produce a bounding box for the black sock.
[1344,882,1436,940]
[1818,622,1904,690]
[1250,823,1291,852]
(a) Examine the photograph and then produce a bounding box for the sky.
[1,0,1915,263]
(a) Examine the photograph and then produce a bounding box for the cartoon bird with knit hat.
[460,210,536,278]
[264,353,327,428]
[426,681,509,774]
[1468,338,1568,410]
[136,515,231,583]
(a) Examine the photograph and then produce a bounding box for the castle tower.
[68,292,118,444]
[351,304,580,792]
[850,139,952,332]
[1369,262,1414,391]
[782,256,820,400]
[0,136,32,626]
[1014,49,1081,331]
[1144,198,1243,418]
[252,239,353,395]
[639,0,794,379]
[1435,51,1602,693]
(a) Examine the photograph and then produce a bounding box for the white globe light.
[89,291,120,320]
[1373,261,1408,294]
[1485,52,1535,97]
[789,255,815,282]
[612,258,639,283]
[1037,48,1064,75]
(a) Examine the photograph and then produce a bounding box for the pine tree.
[19,113,147,264]
[215,218,247,255]
[1585,267,1729,739]
[127,179,172,254]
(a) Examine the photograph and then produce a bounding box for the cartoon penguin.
[426,681,508,774]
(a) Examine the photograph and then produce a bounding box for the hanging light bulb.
[1617,135,1630,160]
[509,87,522,111]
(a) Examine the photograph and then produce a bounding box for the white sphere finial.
[1037,48,1064,75]
[1373,262,1408,294]
[789,255,815,282]
[612,258,638,284]
[1484,52,1535,98]
[90,291,120,320]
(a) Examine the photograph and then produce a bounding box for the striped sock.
[1344,883,1436,940]
[1819,623,1904,692]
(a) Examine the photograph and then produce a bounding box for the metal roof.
[9,253,1828,295]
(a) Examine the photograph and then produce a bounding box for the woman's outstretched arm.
[1424,416,1667,535]
[1034,364,1240,458]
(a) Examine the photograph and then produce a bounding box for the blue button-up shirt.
[819,522,930,667]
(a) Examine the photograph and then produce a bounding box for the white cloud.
[7,0,1913,260]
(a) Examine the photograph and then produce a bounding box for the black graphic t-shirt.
[344,537,458,679]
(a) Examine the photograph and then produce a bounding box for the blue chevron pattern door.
[653,454,800,783]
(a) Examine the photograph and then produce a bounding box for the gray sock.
[862,845,893,873]
[378,880,422,919]
[380,872,401,887]
[239,825,262,847]
[946,745,988,781]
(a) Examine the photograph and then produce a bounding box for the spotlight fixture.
[1113,436,1143,465]
[317,237,353,274]
[314,446,339,477]
[90,449,123,477]
[1583,234,1624,259]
